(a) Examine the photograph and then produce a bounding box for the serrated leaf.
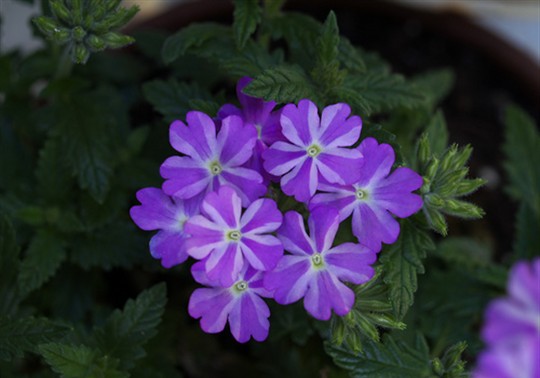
[36,135,74,204]
[503,105,540,214]
[317,11,340,66]
[18,230,66,297]
[92,283,167,369]
[325,334,432,378]
[0,317,70,361]
[338,38,366,73]
[425,110,448,156]
[39,343,127,378]
[219,41,280,78]
[142,79,215,122]
[233,0,262,49]
[243,64,317,103]
[434,237,492,268]
[381,220,434,319]
[162,23,230,64]
[513,202,540,261]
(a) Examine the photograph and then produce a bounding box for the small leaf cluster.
[33,0,139,64]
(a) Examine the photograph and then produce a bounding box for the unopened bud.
[102,32,135,48]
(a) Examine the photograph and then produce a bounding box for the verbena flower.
[129,187,199,268]
[474,258,540,378]
[264,207,376,320]
[184,185,283,287]
[189,260,272,343]
[160,111,266,207]
[218,77,284,184]
[310,137,423,252]
[263,99,363,203]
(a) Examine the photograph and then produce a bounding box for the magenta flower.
[474,258,540,378]
[264,207,376,320]
[160,111,267,207]
[189,260,273,343]
[262,99,363,203]
[310,137,423,253]
[184,185,283,286]
[218,77,284,184]
[129,188,200,268]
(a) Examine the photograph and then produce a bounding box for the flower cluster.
[130,77,424,342]
[474,258,540,378]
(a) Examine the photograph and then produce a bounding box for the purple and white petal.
[304,270,355,320]
[309,185,356,222]
[319,103,362,148]
[149,230,188,268]
[277,211,315,256]
[228,293,270,343]
[324,243,376,284]
[205,243,244,287]
[218,115,257,167]
[281,158,318,203]
[240,235,283,271]
[316,147,363,185]
[372,167,423,218]
[351,203,400,253]
[201,186,241,229]
[130,188,179,231]
[240,198,282,234]
[220,167,266,206]
[265,255,312,304]
[262,141,306,176]
[308,207,340,253]
[188,288,235,334]
[356,138,395,187]
[160,156,210,199]
[184,215,226,259]
[170,112,217,161]
[280,100,319,147]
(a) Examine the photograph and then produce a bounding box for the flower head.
[189,261,273,343]
[129,187,199,268]
[184,186,283,286]
[264,207,376,320]
[474,258,540,378]
[310,137,423,252]
[218,77,284,184]
[263,99,363,203]
[160,111,267,207]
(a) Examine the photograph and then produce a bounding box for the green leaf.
[337,38,366,73]
[409,69,455,108]
[233,0,262,49]
[317,11,340,66]
[39,343,127,378]
[325,334,432,378]
[381,220,435,320]
[18,230,66,297]
[142,79,215,122]
[424,110,448,157]
[513,202,540,261]
[219,41,281,78]
[162,23,230,64]
[36,135,74,204]
[338,72,425,116]
[0,317,70,361]
[92,283,167,369]
[434,237,492,268]
[0,214,19,315]
[243,64,317,104]
[503,105,540,214]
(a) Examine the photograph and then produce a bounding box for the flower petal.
[278,211,314,256]
[130,188,179,230]
[184,215,225,260]
[228,292,270,343]
[201,186,241,229]
[241,234,283,271]
[220,167,266,206]
[262,141,306,176]
[372,167,423,217]
[264,255,312,304]
[316,147,363,185]
[308,207,339,253]
[304,270,355,320]
[319,103,362,148]
[281,158,318,203]
[188,288,234,333]
[309,184,356,222]
[240,198,282,234]
[170,111,217,161]
[218,115,257,167]
[356,138,395,187]
[324,243,376,284]
[351,203,400,253]
[280,99,319,147]
[149,230,188,268]
[205,243,244,287]
[160,156,210,199]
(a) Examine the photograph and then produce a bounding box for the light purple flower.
[160,111,267,207]
[184,185,283,287]
[189,260,273,343]
[310,137,423,253]
[474,258,540,378]
[264,207,376,320]
[263,99,363,203]
[129,187,200,268]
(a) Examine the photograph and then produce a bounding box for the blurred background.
[1,0,539,63]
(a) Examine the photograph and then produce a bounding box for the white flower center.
[209,161,222,175]
[311,253,324,268]
[234,280,248,293]
[226,230,241,241]
[355,188,368,201]
[306,144,322,158]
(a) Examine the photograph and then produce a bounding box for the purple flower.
[310,137,423,253]
[184,185,283,286]
[129,188,200,268]
[218,77,284,185]
[474,258,540,378]
[160,111,267,207]
[263,99,363,203]
[189,260,273,343]
[264,207,376,320]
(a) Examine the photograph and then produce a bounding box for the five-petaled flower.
[189,260,273,343]
[264,207,376,320]
[263,99,363,203]
[310,137,424,253]
[184,185,283,287]
[160,111,267,207]
[129,187,200,268]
